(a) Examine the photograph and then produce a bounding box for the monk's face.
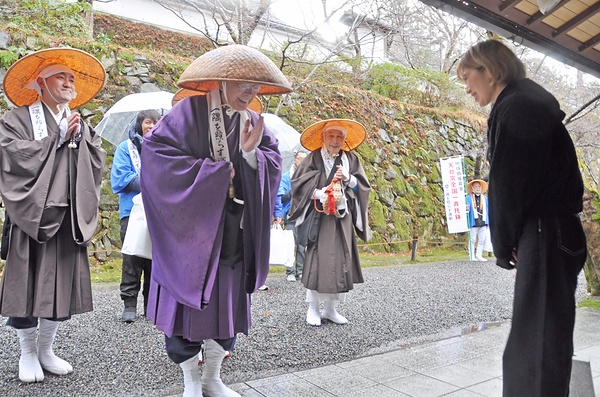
[472,182,482,194]
[221,81,261,111]
[39,72,76,107]
[322,129,345,155]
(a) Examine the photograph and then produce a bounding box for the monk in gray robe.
[288,119,371,327]
[141,45,291,397]
[0,48,106,383]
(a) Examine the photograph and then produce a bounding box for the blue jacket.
[466,193,489,228]
[111,138,141,219]
[274,169,292,219]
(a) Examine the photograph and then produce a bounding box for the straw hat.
[467,179,488,194]
[177,45,292,95]
[3,47,106,109]
[172,88,263,113]
[300,119,367,152]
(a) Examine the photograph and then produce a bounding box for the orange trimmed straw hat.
[177,44,292,95]
[300,119,367,152]
[172,88,263,113]
[467,179,488,194]
[3,47,106,110]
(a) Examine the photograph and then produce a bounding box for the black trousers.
[7,316,69,329]
[503,215,586,397]
[165,335,236,364]
[119,217,152,310]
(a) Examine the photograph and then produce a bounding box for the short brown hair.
[457,40,526,86]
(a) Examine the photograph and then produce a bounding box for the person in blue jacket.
[111,109,160,322]
[273,150,307,281]
[465,179,490,261]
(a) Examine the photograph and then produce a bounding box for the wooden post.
[411,234,418,261]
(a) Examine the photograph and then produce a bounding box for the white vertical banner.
[440,156,469,233]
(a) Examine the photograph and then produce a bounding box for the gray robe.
[288,151,370,293]
[0,104,106,318]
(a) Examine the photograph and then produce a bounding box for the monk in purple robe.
[140,45,291,397]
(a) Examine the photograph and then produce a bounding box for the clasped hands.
[65,112,81,141]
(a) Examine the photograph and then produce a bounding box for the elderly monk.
[141,45,291,397]
[0,48,106,383]
[288,119,371,327]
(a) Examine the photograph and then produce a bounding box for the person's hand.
[273,217,283,225]
[335,165,349,182]
[241,115,264,153]
[496,249,517,270]
[495,258,515,270]
[65,112,81,140]
[314,188,327,201]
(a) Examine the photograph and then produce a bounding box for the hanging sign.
[440,156,469,233]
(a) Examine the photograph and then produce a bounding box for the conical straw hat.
[301,119,367,152]
[177,45,292,95]
[467,179,488,194]
[172,88,263,113]
[3,47,106,109]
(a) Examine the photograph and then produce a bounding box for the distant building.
[92,0,391,62]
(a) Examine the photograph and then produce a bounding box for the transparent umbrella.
[95,91,174,146]
[262,113,302,173]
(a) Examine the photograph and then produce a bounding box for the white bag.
[269,224,294,266]
[122,194,152,259]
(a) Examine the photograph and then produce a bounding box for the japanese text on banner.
[440,156,468,233]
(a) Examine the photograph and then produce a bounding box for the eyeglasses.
[235,82,261,92]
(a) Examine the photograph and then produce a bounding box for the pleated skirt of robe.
[147,260,251,342]
[302,212,364,294]
[0,214,93,319]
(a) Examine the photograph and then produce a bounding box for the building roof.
[420,0,600,79]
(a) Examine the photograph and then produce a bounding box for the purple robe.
[140,95,281,341]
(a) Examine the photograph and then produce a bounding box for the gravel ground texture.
[0,260,589,396]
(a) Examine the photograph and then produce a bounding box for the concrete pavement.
[227,307,600,397]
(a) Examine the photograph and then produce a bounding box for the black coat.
[486,78,583,261]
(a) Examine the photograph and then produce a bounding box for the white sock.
[37,319,73,375]
[16,327,44,383]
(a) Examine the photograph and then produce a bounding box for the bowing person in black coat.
[457,40,587,397]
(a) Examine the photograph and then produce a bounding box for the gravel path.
[0,260,588,396]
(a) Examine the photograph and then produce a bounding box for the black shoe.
[122,307,136,323]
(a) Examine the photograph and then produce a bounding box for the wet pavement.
[226,308,600,396]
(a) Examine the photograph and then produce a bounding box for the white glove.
[341,169,350,182]
[314,188,327,201]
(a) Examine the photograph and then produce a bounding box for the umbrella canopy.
[263,113,302,173]
[95,91,174,145]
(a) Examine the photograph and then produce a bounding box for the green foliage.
[2,0,91,38]
[90,258,122,282]
[119,50,135,63]
[0,49,18,69]
[96,33,112,45]
[364,62,465,109]
[590,189,600,222]
[369,201,386,231]
[578,298,600,310]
